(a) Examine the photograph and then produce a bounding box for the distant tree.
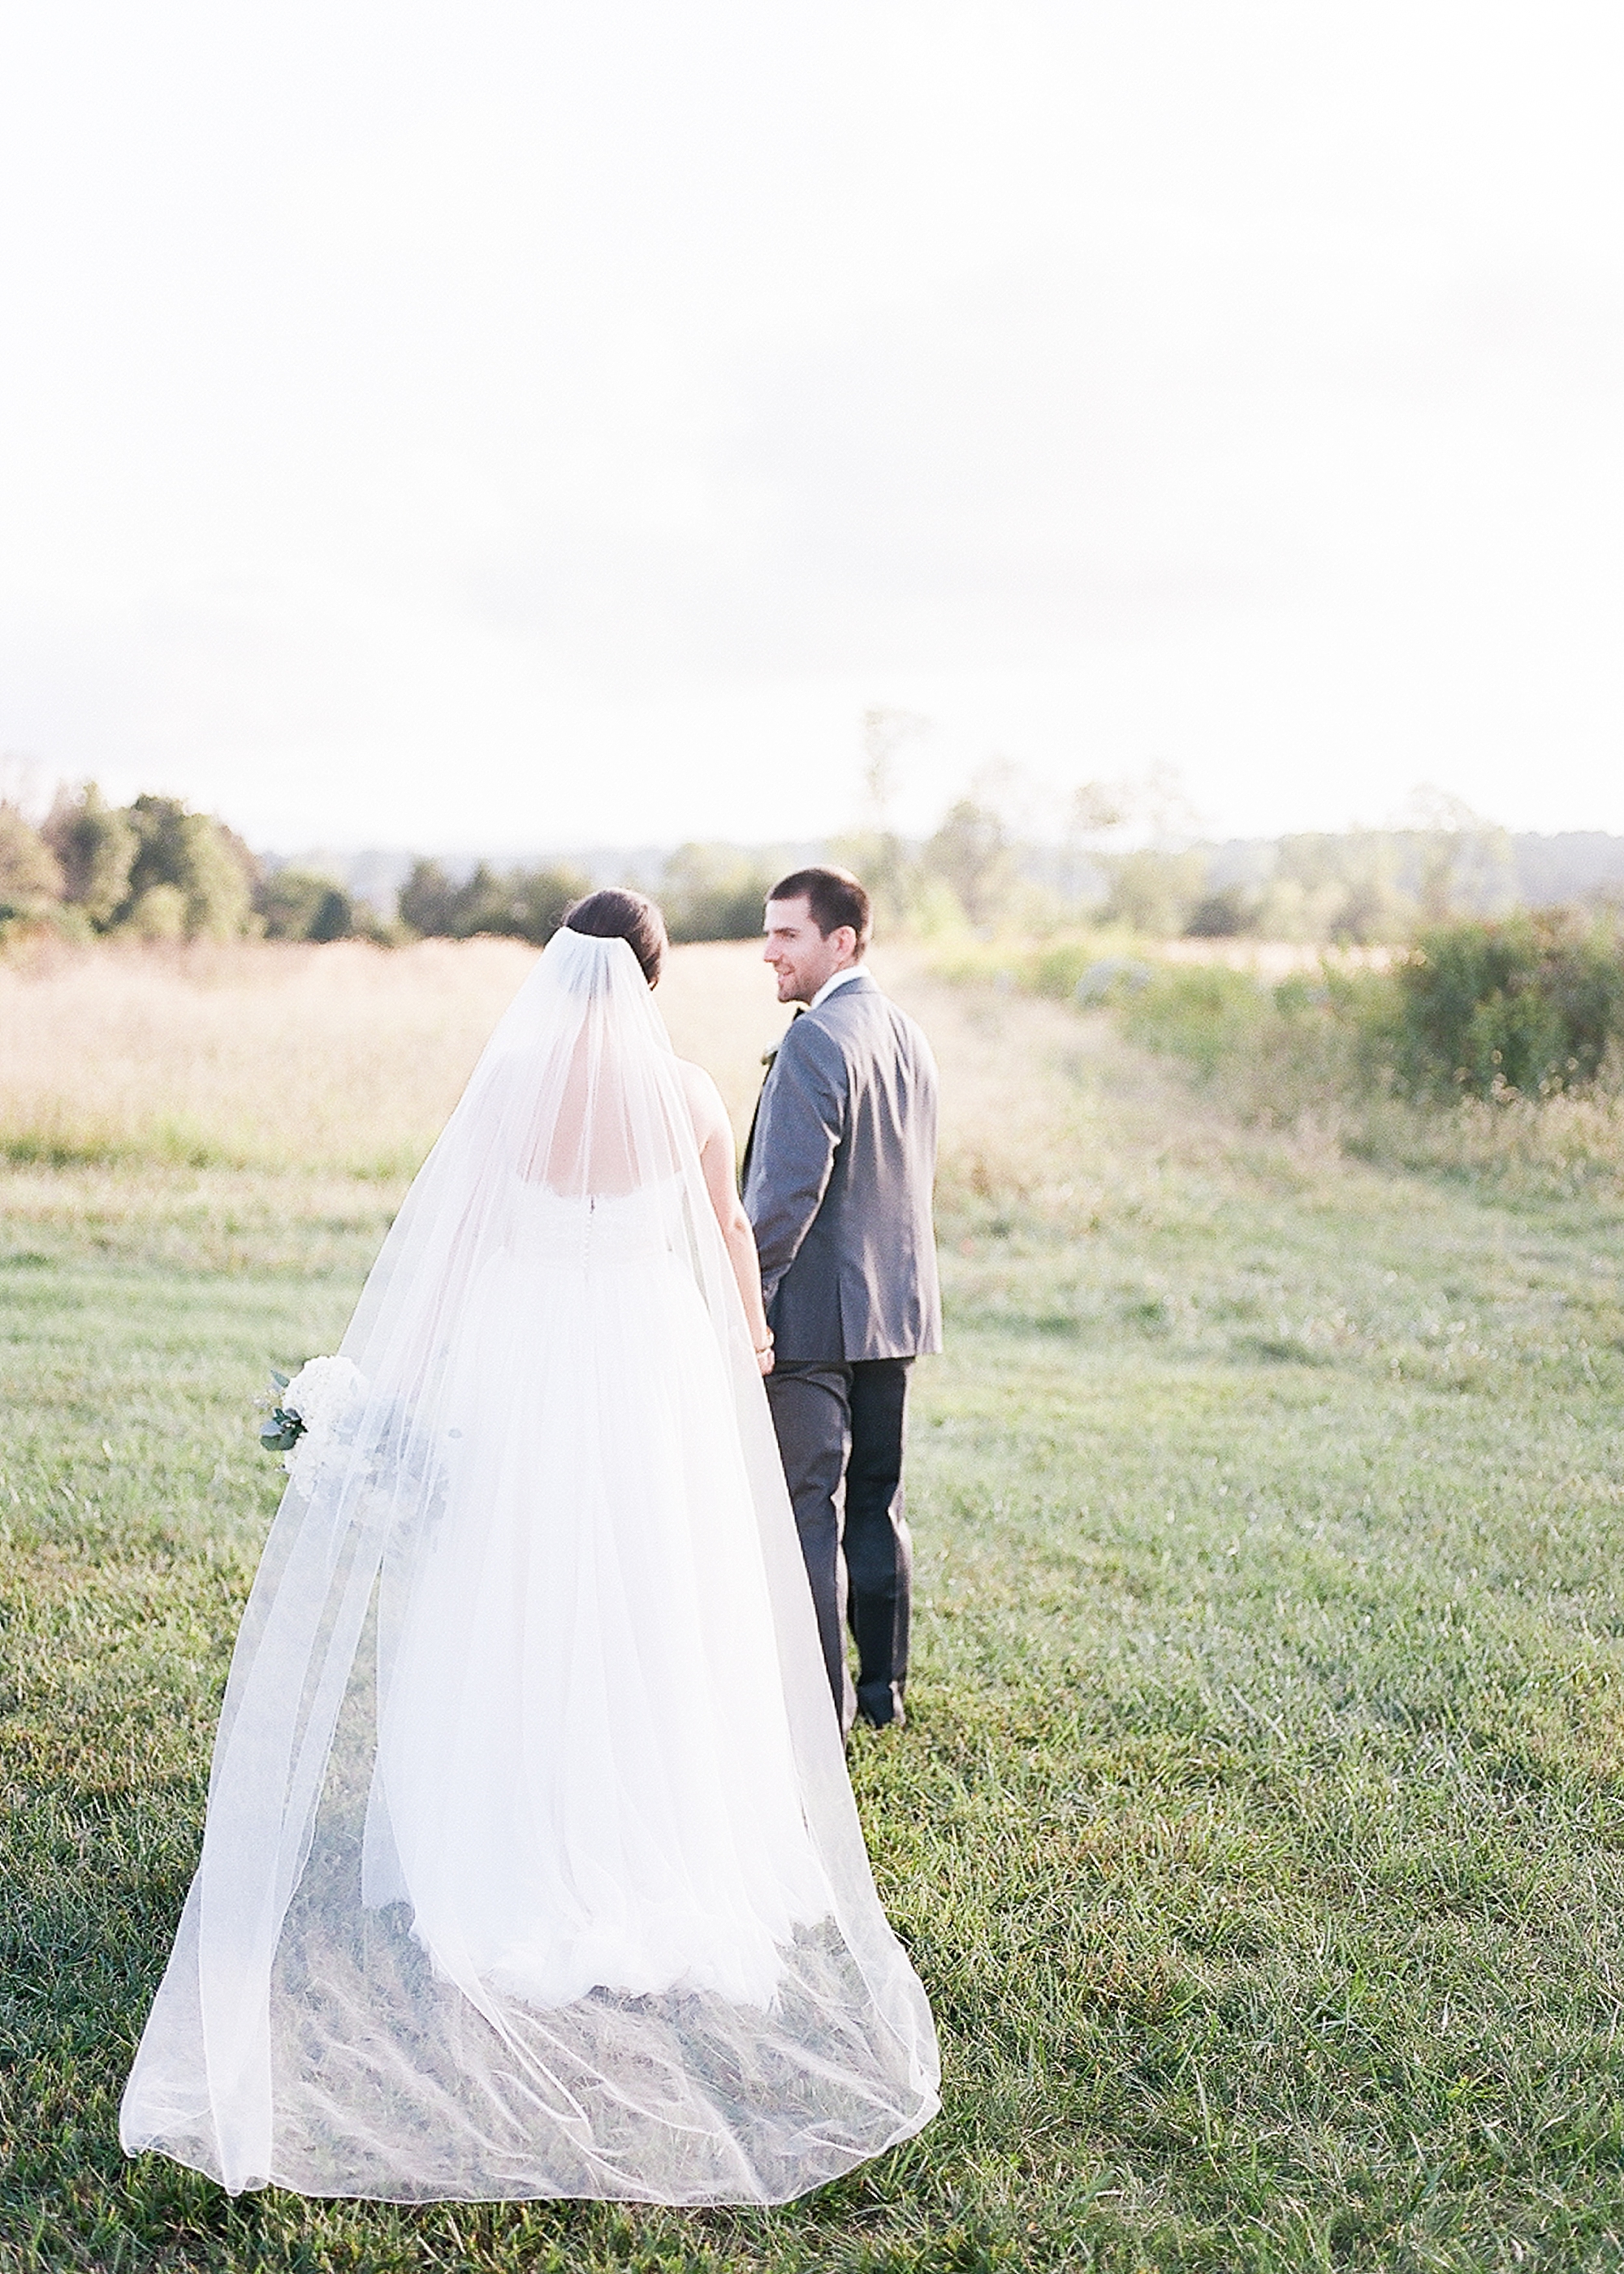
[397,859,462,937]
[257,868,356,942]
[0,803,65,927]
[1265,833,1406,945]
[1398,788,1517,923]
[42,784,138,929]
[1069,780,1128,839]
[1184,884,1255,938]
[1053,780,1126,910]
[398,858,586,945]
[659,844,777,943]
[1414,828,1458,926]
[1446,824,1516,918]
[467,863,588,944]
[214,815,262,902]
[447,865,511,936]
[308,887,356,942]
[119,794,257,938]
[853,707,931,931]
[923,799,1016,931]
[1104,849,1207,938]
[124,882,188,941]
[507,866,590,943]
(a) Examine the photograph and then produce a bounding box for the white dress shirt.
[810,964,868,1009]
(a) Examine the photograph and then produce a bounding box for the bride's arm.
[678,1062,775,1374]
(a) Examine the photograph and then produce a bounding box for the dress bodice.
[504,1174,688,1269]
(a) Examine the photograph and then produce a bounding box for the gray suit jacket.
[743,973,942,1363]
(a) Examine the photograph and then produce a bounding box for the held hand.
[756,1346,775,1377]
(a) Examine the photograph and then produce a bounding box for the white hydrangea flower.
[281,1355,369,1497]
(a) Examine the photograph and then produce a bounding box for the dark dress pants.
[765,1356,913,1732]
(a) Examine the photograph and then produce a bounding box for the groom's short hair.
[769,866,871,948]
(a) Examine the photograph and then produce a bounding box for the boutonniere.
[762,1006,805,1066]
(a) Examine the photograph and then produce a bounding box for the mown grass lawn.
[3,1002,1623,2272]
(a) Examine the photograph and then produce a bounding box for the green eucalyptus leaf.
[260,1409,304,1452]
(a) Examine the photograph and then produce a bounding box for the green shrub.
[1117,964,1271,1078]
[1391,914,1624,1097]
[1093,922,1624,1113]
[1093,961,1401,1124]
[926,928,1151,996]
[1027,938,1111,1000]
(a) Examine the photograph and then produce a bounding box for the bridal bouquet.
[259,1355,369,1498]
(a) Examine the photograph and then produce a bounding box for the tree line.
[0,787,581,947]
[1,788,267,943]
[4,779,1622,953]
[0,786,794,949]
[842,793,1615,947]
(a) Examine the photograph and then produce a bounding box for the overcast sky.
[1,2,1620,853]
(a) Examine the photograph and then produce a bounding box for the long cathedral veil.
[120,927,939,2203]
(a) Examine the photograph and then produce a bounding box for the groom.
[743,866,941,1733]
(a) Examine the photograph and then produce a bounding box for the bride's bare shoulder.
[672,1055,728,1132]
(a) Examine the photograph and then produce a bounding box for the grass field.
[4,941,1624,2271]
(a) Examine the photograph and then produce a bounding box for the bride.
[120,890,939,2205]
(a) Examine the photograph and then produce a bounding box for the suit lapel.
[741,975,872,1190]
[741,1005,803,1190]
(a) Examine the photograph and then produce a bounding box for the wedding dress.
[119,927,939,2203]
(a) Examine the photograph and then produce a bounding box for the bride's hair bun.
[563,888,668,987]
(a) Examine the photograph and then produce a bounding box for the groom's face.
[762,896,855,1004]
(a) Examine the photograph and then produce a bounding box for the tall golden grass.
[0,937,815,1177]
[6,936,1617,1225]
[0,940,534,1175]
[0,937,1091,1202]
